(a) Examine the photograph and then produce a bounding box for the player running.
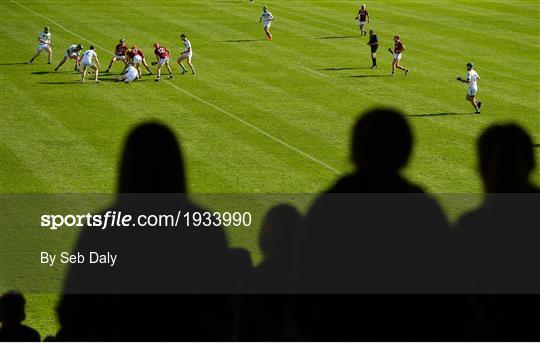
[457,62,482,114]
[152,43,173,81]
[367,30,378,69]
[126,46,152,78]
[115,63,139,83]
[388,35,409,76]
[177,33,195,75]
[355,4,370,37]
[80,46,101,83]
[259,7,274,41]
[29,27,52,64]
[105,38,128,73]
[54,44,83,71]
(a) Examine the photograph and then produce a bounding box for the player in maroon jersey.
[126,46,152,78]
[388,35,409,77]
[152,43,173,81]
[105,38,128,73]
[355,4,370,37]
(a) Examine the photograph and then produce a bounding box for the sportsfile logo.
[40,210,252,230]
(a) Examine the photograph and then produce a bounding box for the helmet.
[466,62,474,68]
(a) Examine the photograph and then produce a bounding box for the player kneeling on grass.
[152,43,173,82]
[457,62,482,114]
[55,44,83,71]
[80,46,101,83]
[177,33,195,75]
[259,6,274,41]
[389,35,409,77]
[105,38,128,73]
[116,63,139,83]
[127,46,152,78]
[29,27,52,64]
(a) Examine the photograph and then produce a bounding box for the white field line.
[299,65,329,77]
[11,0,340,176]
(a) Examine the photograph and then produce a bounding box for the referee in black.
[367,29,379,69]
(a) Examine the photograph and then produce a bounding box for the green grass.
[1,0,539,338]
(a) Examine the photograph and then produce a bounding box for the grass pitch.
[1,0,539,337]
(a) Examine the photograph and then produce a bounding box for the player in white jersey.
[80,46,101,83]
[29,27,52,64]
[116,63,139,83]
[54,44,83,71]
[177,33,195,75]
[259,7,274,40]
[457,62,482,114]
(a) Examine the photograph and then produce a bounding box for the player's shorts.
[180,52,192,60]
[65,51,78,58]
[263,21,272,29]
[80,61,95,68]
[37,43,50,51]
[393,52,402,61]
[133,55,143,64]
[158,57,169,65]
[370,45,379,53]
[359,21,366,26]
[467,88,477,97]
[114,55,126,60]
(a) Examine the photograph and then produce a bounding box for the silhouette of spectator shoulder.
[237,204,303,340]
[56,122,240,340]
[0,291,41,342]
[455,124,540,339]
[295,108,462,340]
[456,124,540,292]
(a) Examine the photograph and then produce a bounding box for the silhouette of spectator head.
[478,123,536,192]
[118,122,186,193]
[259,204,302,261]
[0,291,26,325]
[351,108,412,173]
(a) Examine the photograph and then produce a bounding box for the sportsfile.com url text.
[41,211,252,230]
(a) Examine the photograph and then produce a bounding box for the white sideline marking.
[11,0,340,176]
[300,65,329,77]
[164,81,340,174]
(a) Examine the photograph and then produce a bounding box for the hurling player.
[177,33,195,75]
[152,43,173,81]
[355,4,370,37]
[259,7,274,41]
[29,27,52,64]
[389,35,409,76]
[457,63,482,114]
[80,46,101,83]
[54,44,83,71]
[127,46,152,78]
[105,38,128,73]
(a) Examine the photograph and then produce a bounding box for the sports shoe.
[169,74,173,79]
[192,71,196,75]
[95,80,100,83]
[105,69,110,73]
[47,61,51,64]
[477,102,482,110]
[405,69,409,76]
[154,78,160,82]
[181,70,187,75]
[475,110,481,114]
[54,68,58,72]
[371,65,377,70]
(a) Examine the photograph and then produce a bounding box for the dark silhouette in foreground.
[0,291,41,342]
[456,123,540,340]
[56,122,240,341]
[238,204,303,340]
[295,108,466,340]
